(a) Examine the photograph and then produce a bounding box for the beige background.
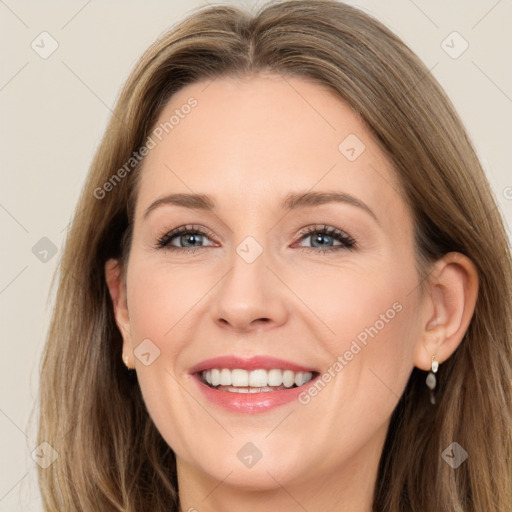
[1,0,511,509]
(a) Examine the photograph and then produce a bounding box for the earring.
[122,353,133,371]
[425,356,439,405]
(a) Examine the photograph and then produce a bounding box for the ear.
[413,252,479,371]
[105,258,134,368]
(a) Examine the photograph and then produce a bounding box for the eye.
[155,224,357,254]
[155,224,216,254]
[294,224,357,253]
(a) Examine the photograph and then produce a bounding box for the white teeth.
[267,369,283,386]
[296,371,313,386]
[211,369,221,386]
[220,368,231,386]
[200,368,315,389]
[303,372,313,385]
[222,386,275,393]
[249,369,268,387]
[231,369,249,387]
[282,370,295,388]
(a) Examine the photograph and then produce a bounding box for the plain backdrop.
[1,0,511,509]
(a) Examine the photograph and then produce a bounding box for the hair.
[36,1,512,510]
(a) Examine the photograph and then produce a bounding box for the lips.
[189,355,320,414]
[189,355,318,374]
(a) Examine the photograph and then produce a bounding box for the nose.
[211,242,289,334]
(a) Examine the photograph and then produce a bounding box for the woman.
[37,1,512,510]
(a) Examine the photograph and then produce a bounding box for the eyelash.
[298,225,357,253]
[155,224,357,255]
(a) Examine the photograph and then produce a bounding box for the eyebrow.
[142,190,378,223]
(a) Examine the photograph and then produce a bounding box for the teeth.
[249,369,267,387]
[211,369,221,386]
[201,368,314,389]
[220,368,231,386]
[219,385,281,394]
[268,369,283,386]
[232,369,249,387]
[282,370,295,388]
[292,371,314,387]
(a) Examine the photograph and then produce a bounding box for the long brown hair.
[36,1,512,510]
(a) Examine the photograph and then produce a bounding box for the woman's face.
[114,74,429,493]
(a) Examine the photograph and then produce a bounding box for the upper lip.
[189,356,318,374]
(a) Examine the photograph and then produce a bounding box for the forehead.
[134,74,406,226]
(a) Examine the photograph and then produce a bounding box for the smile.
[200,368,315,392]
[190,356,320,413]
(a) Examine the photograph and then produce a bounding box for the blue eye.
[155,224,357,254]
[155,225,215,254]
[296,225,357,252]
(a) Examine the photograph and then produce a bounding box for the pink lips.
[189,355,317,374]
[189,355,319,414]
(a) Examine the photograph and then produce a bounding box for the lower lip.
[193,374,319,414]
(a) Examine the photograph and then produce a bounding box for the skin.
[105,74,478,512]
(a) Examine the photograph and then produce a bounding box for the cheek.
[290,261,413,349]
[291,259,420,408]
[126,258,207,342]
[124,262,201,456]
